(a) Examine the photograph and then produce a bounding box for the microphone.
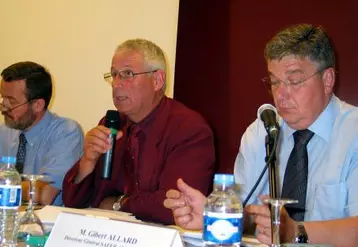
[101,110,121,180]
[243,104,281,206]
[257,104,280,138]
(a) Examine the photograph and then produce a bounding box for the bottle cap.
[1,156,16,164]
[214,174,235,185]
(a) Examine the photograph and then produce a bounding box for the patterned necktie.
[16,133,27,173]
[281,129,314,221]
[123,125,140,194]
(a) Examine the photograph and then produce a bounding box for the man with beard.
[0,61,84,206]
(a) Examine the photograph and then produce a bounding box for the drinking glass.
[17,174,49,246]
[264,198,298,247]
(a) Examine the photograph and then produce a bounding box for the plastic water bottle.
[203,174,243,247]
[0,156,22,247]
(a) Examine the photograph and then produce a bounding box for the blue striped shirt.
[0,110,83,205]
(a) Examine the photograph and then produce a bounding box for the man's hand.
[75,126,123,183]
[245,195,297,245]
[99,196,117,210]
[164,178,206,230]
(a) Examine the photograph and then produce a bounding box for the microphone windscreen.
[104,110,120,129]
[257,104,277,121]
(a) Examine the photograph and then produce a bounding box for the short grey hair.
[264,24,336,70]
[116,39,166,71]
[116,38,167,91]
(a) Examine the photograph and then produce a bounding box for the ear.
[322,67,335,95]
[152,70,165,92]
[31,98,46,113]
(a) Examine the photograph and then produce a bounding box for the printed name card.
[45,212,184,247]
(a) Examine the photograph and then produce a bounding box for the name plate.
[45,212,183,247]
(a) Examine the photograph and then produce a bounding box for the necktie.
[127,125,140,160]
[16,133,27,173]
[281,129,314,221]
[123,125,140,194]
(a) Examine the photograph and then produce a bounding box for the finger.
[255,215,271,229]
[88,126,112,143]
[166,189,182,199]
[94,126,112,140]
[163,198,185,209]
[85,129,113,150]
[85,135,110,149]
[259,194,270,204]
[172,206,193,218]
[245,204,270,216]
[175,214,193,227]
[256,232,271,245]
[177,178,202,200]
[86,140,109,154]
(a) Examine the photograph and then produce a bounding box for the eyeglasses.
[0,99,33,113]
[104,69,157,86]
[262,68,326,91]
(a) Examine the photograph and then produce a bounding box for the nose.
[112,76,123,88]
[273,81,291,100]
[0,103,8,112]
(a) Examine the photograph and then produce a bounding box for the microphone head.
[104,110,120,129]
[257,104,277,121]
[257,104,280,138]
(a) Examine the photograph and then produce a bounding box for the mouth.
[116,96,128,101]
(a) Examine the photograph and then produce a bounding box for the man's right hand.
[164,178,206,230]
[75,126,123,183]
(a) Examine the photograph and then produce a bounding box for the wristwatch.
[293,222,309,243]
[112,195,126,211]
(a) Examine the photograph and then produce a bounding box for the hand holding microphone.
[101,110,121,179]
[76,110,122,183]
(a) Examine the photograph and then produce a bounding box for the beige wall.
[0,0,179,133]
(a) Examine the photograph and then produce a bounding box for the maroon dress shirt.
[62,97,215,224]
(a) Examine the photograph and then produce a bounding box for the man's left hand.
[245,195,298,245]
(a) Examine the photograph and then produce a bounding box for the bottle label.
[0,185,22,209]
[203,212,243,244]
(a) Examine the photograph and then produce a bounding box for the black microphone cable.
[242,131,280,207]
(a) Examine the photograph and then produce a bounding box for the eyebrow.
[111,65,133,71]
[268,69,304,78]
[1,95,17,101]
[285,69,304,76]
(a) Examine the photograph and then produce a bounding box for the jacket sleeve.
[62,161,96,208]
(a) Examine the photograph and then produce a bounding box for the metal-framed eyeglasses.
[0,97,35,113]
[262,67,327,91]
[104,69,158,86]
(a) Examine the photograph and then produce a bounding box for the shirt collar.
[127,97,167,135]
[281,95,337,143]
[24,110,52,146]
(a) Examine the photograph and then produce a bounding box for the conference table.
[19,205,265,247]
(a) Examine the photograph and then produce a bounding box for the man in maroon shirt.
[62,38,215,225]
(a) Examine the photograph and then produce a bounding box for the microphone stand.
[265,133,297,247]
[265,134,278,199]
[265,134,281,246]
